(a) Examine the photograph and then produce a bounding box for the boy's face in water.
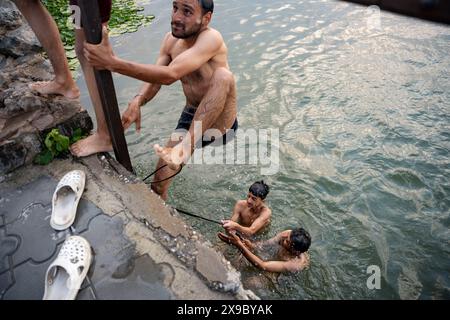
[246,192,263,209]
[279,230,293,251]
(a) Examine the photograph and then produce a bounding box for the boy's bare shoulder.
[262,206,272,216]
[236,200,247,209]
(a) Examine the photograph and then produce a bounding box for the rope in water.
[142,164,183,184]
[142,164,222,225]
[174,207,223,225]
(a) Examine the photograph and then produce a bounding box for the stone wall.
[0,0,93,175]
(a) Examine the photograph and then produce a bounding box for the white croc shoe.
[43,236,92,300]
[51,170,86,230]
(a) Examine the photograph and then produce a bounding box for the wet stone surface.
[0,175,172,300]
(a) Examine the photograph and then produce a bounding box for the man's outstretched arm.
[239,242,294,273]
[223,208,271,237]
[227,233,299,273]
[121,35,172,132]
[134,34,172,106]
[84,27,222,85]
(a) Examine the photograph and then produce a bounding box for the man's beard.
[171,21,202,39]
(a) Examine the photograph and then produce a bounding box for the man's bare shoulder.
[196,28,224,48]
[163,29,223,49]
[201,28,223,40]
[163,32,177,48]
[261,206,272,217]
[283,259,304,273]
[236,200,247,209]
[285,253,310,272]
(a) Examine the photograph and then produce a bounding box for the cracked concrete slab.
[0,175,54,225]
[70,199,104,234]
[125,220,230,300]
[127,184,189,238]
[0,270,13,298]
[78,214,136,286]
[2,257,54,300]
[7,202,61,266]
[0,2,255,300]
[0,155,257,300]
[196,243,230,284]
[0,225,18,273]
[92,254,173,300]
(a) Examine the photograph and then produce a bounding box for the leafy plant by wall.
[34,128,87,165]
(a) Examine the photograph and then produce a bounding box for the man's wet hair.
[290,228,311,253]
[249,180,270,200]
[199,0,214,14]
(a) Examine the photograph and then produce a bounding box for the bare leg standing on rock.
[69,26,112,157]
[13,0,80,99]
[69,0,113,157]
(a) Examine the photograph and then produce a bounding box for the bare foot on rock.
[70,133,112,157]
[29,80,80,99]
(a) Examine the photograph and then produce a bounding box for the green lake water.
[75,0,450,299]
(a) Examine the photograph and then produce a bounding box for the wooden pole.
[77,0,134,172]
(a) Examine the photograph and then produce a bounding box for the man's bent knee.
[212,68,234,86]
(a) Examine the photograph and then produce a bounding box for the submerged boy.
[221,181,272,237]
[218,228,311,273]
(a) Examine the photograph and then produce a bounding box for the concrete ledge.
[0,154,259,300]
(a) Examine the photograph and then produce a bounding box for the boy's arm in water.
[218,232,302,273]
[222,206,271,237]
[218,232,255,251]
[262,232,282,246]
[230,201,243,222]
[221,200,243,230]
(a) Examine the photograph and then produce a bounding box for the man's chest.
[241,209,260,224]
[169,44,214,80]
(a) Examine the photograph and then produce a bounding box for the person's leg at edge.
[151,138,184,201]
[153,67,237,198]
[13,0,80,99]
[70,26,112,157]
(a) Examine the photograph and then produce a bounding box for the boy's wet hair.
[249,180,270,200]
[199,0,214,14]
[290,228,311,253]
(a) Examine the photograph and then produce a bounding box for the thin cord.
[143,164,183,184]
[174,207,223,225]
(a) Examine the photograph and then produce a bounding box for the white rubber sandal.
[51,170,86,230]
[43,236,92,300]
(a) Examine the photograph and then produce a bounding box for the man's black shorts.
[175,105,238,148]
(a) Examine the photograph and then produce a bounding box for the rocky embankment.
[0,0,257,300]
[0,0,92,176]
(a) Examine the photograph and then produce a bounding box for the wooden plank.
[341,0,450,25]
[77,0,134,172]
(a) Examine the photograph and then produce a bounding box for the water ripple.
[76,0,450,299]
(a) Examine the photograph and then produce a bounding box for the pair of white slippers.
[43,170,92,300]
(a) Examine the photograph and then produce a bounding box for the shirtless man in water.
[83,0,237,200]
[218,228,312,273]
[222,181,272,237]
